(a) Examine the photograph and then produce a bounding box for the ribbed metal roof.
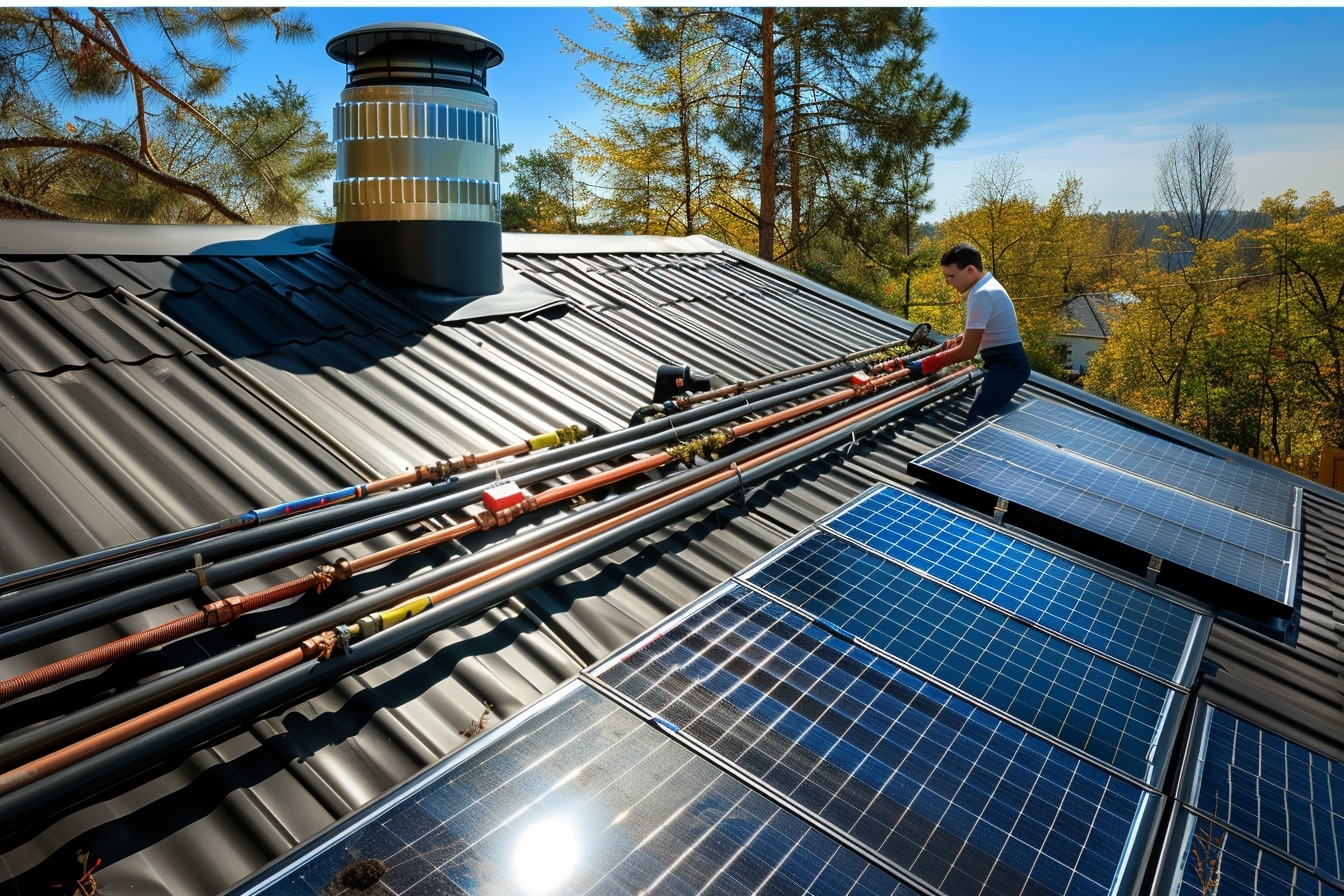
[0,222,1340,896]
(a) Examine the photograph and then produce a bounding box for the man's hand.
[907,353,947,377]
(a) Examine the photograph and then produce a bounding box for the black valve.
[652,363,713,402]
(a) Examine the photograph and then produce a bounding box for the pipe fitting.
[203,595,246,628]
[447,455,476,475]
[331,557,354,582]
[311,565,336,593]
[667,428,728,465]
[301,631,339,661]
[526,423,589,451]
[489,496,535,527]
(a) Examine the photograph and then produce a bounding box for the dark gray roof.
[0,221,1340,895]
[1057,292,1120,340]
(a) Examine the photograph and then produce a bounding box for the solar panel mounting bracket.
[1146,554,1163,582]
[993,495,1010,522]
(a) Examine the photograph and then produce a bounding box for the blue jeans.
[967,342,1030,425]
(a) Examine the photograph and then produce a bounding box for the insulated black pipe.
[0,372,972,823]
[0,354,866,621]
[2,326,932,607]
[0,356,902,654]
[0,482,451,623]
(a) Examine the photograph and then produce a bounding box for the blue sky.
[206,6,1344,217]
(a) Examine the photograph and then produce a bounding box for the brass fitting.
[302,631,339,661]
[527,423,590,451]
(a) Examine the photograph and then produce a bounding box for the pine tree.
[0,7,332,223]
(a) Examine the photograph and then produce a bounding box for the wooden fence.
[1235,446,1344,491]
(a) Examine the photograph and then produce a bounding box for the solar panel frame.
[1156,810,1344,896]
[910,425,1300,613]
[998,399,1301,527]
[589,583,1164,896]
[815,483,1210,688]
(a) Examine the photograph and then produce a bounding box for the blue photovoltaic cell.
[1168,812,1344,896]
[822,484,1203,684]
[1185,706,1344,887]
[741,531,1179,784]
[911,425,1296,607]
[998,399,1299,527]
[230,683,912,896]
[595,585,1154,896]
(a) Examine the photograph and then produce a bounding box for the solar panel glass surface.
[998,400,1299,526]
[1182,705,1344,887]
[1166,811,1344,896]
[232,683,912,896]
[821,484,1203,684]
[741,530,1180,784]
[911,426,1296,607]
[594,585,1155,896]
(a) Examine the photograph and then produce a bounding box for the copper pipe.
[347,520,483,575]
[473,444,529,465]
[730,367,916,439]
[674,336,916,410]
[0,369,940,711]
[0,647,305,798]
[426,373,952,608]
[0,573,328,704]
[0,370,964,796]
[532,453,669,510]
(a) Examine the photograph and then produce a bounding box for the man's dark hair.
[941,242,982,270]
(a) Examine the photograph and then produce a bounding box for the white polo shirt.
[964,272,1020,349]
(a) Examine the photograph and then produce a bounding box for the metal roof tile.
[0,357,360,574]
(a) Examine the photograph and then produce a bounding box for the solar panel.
[592,584,1159,896]
[1163,810,1344,896]
[999,399,1300,526]
[820,484,1206,685]
[1168,702,1344,892]
[739,531,1183,785]
[910,425,1298,612]
[228,681,914,896]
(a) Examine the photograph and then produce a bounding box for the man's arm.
[938,328,983,364]
[909,328,983,376]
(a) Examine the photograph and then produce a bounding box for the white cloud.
[931,99,1343,216]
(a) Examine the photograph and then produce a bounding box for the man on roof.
[907,242,1031,425]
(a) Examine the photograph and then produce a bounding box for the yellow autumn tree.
[1086,191,1342,458]
[920,156,1122,376]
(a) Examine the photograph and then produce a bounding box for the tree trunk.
[758,7,776,261]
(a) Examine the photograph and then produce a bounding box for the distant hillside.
[919,209,1272,243]
[1100,209,1273,243]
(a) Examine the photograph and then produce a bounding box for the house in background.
[1,22,1342,896]
[1053,292,1130,375]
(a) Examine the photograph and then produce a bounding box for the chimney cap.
[325,21,504,69]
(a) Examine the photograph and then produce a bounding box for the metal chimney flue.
[326,22,504,295]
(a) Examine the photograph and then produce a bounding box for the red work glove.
[907,353,948,377]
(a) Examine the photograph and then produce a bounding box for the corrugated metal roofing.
[0,221,1340,896]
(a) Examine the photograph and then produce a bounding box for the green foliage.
[0,6,329,223]
[501,146,591,233]
[925,157,1117,379]
[553,5,969,273]
[554,8,743,239]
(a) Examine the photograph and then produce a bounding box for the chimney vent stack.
[327,23,504,295]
